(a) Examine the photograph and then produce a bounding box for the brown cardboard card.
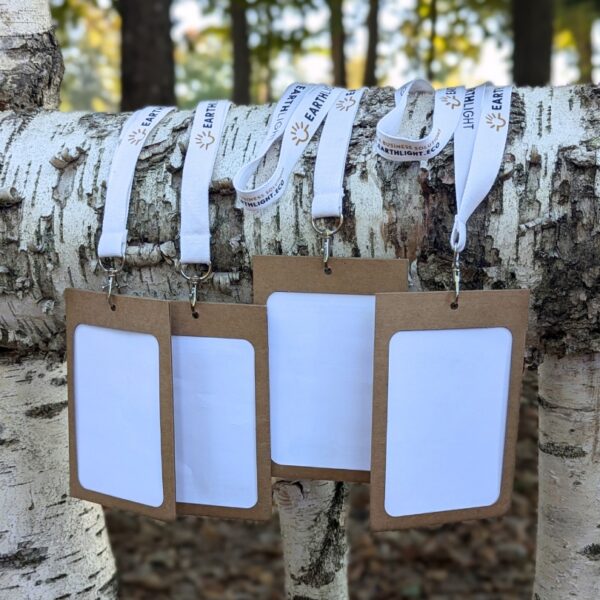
[66,289,176,521]
[370,289,530,531]
[253,255,409,483]
[171,301,271,521]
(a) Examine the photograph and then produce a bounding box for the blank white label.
[384,327,513,517]
[172,336,258,509]
[267,292,375,471]
[74,324,163,507]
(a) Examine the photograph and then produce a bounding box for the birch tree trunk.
[0,5,599,596]
[0,2,117,598]
[535,354,600,599]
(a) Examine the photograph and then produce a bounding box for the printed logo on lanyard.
[374,80,465,163]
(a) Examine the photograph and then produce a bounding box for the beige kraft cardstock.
[370,289,530,531]
[65,289,176,521]
[170,301,272,521]
[253,255,409,483]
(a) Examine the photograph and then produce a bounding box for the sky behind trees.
[50,0,600,112]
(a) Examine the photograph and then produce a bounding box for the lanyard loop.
[450,83,512,306]
[312,87,365,272]
[97,105,175,308]
[179,99,231,316]
[451,84,512,253]
[233,84,345,211]
[374,79,465,163]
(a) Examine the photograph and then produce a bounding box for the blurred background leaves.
[49,0,600,110]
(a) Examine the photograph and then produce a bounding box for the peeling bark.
[535,354,600,599]
[0,1,63,111]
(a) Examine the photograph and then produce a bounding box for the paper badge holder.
[66,289,176,521]
[369,289,529,531]
[66,106,177,521]
[369,83,528,530]
[244,88,410,483]
[171,100,271,521]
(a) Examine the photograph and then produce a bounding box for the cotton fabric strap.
[451,84,512,252]
[374,79,465,162]
[98,106,175,258]
[234,84,345,211]
[180,100,231,265]
[312,88,366,219]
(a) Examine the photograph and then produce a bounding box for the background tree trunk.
[512,0,554,86]
[328,0,347,87]
[535,354,600,599]
[274,481,349,599]
[426,0,438,81]
[230,0,251,105]
[363,0,379,87]
[119,0,176,111]
[0,3,117,598]
[1,17,600,594]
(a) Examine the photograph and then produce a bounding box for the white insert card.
[384,326,512,517]
[267,291,375,472]
[172,336,258,509]
[73,324,164,507]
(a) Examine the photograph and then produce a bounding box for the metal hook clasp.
[312,216,344,275]
[451,250,461,309]
[180,262,213,317]
[99,257,125,311]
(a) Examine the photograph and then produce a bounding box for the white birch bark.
[0,2,116,599]
[0,6,599,594]
[534,354,600,600]
[0,358,117,599]
[274,481,349,599]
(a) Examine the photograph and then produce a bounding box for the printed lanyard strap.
[234,84,345,211]
[312,88,366,220]
[374,79,465,163]
[451,83,512,252]
[98,106,175,259]
[180,100,231,266]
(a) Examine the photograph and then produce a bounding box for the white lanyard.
[374,79,465,162]
[98,106,175,259]
[451,84,512,253]
[312,88,366,219]
[234,84,345,211]
[180,100,231,266]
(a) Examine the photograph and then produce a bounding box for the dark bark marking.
[0,543,48,569]
[291,482,348,589]
[25,401,67,419]
[581,543,600,560]
[539,441,587,458]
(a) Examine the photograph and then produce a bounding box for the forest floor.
[106,372,538,600]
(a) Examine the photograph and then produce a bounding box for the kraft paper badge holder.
[370,83,530,531]
[234,84,408,483]
[171,100,271,521]
[66,106,177,521]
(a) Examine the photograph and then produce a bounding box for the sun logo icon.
[336,96,356,112]
[128,128,147,145]
[442,96,461,109]
[290,122,310,145]
[485,112,507,132]
[195,130,215,149]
